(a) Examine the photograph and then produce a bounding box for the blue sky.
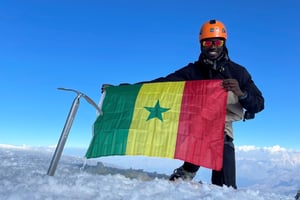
[0,0,299,150]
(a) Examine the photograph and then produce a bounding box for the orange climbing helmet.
[199,19,227,41]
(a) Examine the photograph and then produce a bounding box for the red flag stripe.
[174,80,227,170]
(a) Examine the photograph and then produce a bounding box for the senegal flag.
[85,80,227,170]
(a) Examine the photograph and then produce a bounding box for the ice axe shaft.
[47,93,81,176]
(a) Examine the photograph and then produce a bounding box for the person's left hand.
[222,79,245,97]
[101,84,114,93]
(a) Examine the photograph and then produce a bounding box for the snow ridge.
[1,144,299,199]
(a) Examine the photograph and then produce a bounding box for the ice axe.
[47,88,101,176]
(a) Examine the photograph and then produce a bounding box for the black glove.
[101,84,113,93]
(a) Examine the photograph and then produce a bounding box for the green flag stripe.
[85,84,142,158]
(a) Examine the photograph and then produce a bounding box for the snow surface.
[0,144,299,200]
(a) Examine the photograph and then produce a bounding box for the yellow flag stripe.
[126,82,185,158]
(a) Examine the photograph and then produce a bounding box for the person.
[147,19,264,189]
[102,19,264,189]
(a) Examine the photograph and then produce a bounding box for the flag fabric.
[85,80,228,170]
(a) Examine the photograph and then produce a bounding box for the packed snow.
[1,144,299,200]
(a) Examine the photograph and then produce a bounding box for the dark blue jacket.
[151,53,264,116]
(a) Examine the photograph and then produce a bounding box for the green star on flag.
[144,100,170,121]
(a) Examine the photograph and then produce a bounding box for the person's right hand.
[101,84,113,93]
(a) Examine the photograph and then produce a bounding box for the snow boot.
[169,166,196,181]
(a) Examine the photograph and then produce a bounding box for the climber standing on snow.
[149,19,265,188]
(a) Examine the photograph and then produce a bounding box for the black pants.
[182,135,237,189]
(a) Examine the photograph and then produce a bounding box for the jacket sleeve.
[238,72,264,114]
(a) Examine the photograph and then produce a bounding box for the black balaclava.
[199,45,231,79]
